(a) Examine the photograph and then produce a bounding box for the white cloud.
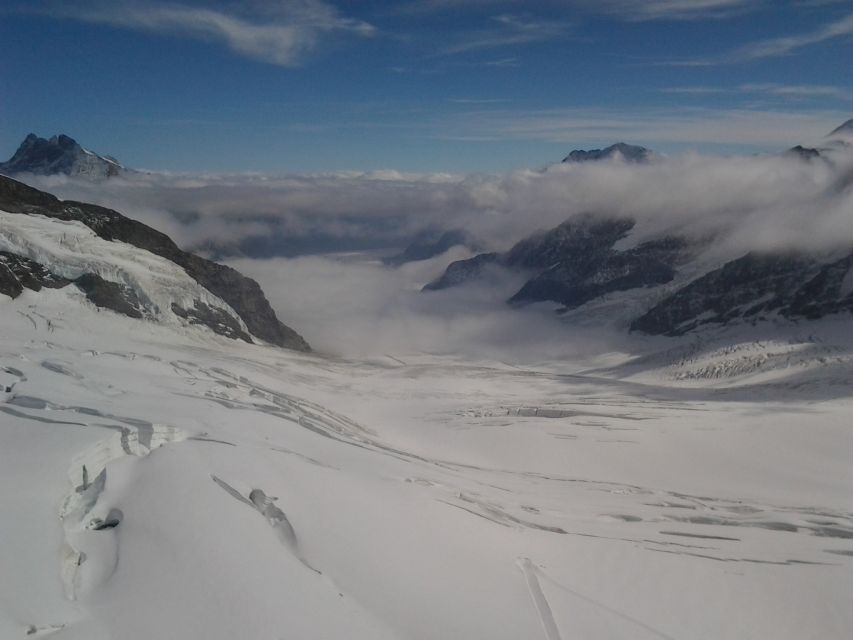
[401,0,760,20]
[662,84,853,101]
[226,251,609,360]
[666,11,853,65]
[739,83,853,101]
[437,107,849,149]
[437,14,569,55]
[731,11,853,61]
[35,0,375,66]
[584,0,762,20]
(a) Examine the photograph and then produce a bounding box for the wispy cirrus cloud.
[730,12,853,59]
[667,11,853,65]
[24,0,375,66]
[579,0,763,20]
[437,14,569,56]
[400,0,761,20]
[662,83,853,101]
[395,0,520,14]
[740,83,853,101]
[436,106,849,149]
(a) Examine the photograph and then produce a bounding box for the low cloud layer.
[227,251,625,360]
[26,134,853,253]
[15,135,853,355]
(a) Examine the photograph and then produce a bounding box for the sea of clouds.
[17,135,853,357]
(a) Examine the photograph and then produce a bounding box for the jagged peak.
[1,133,126,179]
[562,142,653,164]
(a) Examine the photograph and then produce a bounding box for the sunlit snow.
[1,214,852,640]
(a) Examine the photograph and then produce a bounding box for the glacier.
[1,209,852,638]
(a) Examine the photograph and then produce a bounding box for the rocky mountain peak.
[0,133,126,179]
[562,142,653,164]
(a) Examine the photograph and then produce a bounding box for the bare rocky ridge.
[562,142,653,164]
[0,175,309,351]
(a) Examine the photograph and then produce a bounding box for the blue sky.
[1,0,851,173]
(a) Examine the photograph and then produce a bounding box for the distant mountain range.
[425,119,853,336]
[426,214,853,336]
[0,134,127,179]
[4,125,853,338]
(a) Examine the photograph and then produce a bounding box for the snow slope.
[0,210,249,335]
[1,285,852,638]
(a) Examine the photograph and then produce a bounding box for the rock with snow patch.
[0,174,309,350]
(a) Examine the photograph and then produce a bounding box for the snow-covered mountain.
[0,175,309,350]
[424,216,694,310]
[426,121,853,335]
[0,134,127,179]
[426,214,853,335]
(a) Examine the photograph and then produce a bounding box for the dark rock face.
[630,251,853,336]
[0,252,147,320]
[504,217,635,271]
[0,262,24,299]
[562,143,652,164]
[422,253,501,291]
[0,134,124,178]
[383,229,477,267]
[510,237,687,309]
[829,119,853,137]
[787,145,821,160]
[74,273,144,319]
[425,217,635,293]
[425,217,685,310]
[0,252,71,297]
[171,302,253,343]
[787,253,853,319]
[0,175,309,350]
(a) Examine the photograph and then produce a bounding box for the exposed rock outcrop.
[0,251,71,297]
[74,273,145,319]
